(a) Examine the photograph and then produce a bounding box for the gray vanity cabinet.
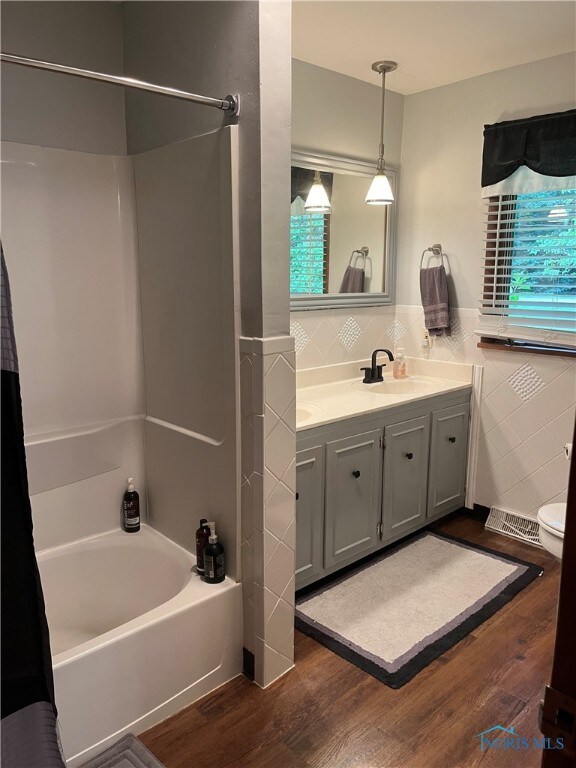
[382,415,430,538]
[295,387,471,589]
[427,403,470,518]
[295,446,325,583]
[324,429,382,569]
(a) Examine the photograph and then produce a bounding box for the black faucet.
[361,349,395,384]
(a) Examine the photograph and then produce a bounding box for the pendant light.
[305,170,331,213]
[366,60,397,205]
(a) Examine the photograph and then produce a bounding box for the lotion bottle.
[122,478,140,533]
[393,348,407,379]
[203,522,225,583]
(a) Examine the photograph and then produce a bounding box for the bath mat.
[296,531,542,688]
[79,734,165,768]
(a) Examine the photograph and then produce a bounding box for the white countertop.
[297,357,473,431]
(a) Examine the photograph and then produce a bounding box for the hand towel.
[419,265,451,336]
[339,266,365,293]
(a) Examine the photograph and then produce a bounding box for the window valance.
[481,109,576,190]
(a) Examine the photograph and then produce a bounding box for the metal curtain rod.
[0,52,240,116]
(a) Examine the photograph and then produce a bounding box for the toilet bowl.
[537,503,566,559]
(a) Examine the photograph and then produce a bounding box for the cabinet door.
[324,430,382,569]
[382,416,430,539]
[295,446,325,587]
[427,403,470,517]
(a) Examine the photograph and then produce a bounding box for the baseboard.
[470,504,490,522]
[242,647,255,681]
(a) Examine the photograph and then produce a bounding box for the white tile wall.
[292,305,575,519]
[240,336,296,688]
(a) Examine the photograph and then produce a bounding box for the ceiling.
[292,1,576,94]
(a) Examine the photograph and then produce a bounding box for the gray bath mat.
[79,734,165,768]
[296,531,542,688]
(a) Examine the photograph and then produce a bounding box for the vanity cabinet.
[382,415,430,539]
[295,388,471,589]
[324,429,382,568]
[295,446,324,584]
[427,403,470,518]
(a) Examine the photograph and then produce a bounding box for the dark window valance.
[291,167,333,203]
[481,109,576,187]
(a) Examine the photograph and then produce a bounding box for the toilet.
[537,503,566,559]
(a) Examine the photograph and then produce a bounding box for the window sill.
[477,339,576,359]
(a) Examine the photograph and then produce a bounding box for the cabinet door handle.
[296,492,300,501]
[405,452,414,460]
[352,470,361,478]
[448,436,456,443]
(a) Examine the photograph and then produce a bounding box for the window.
[289,211,330,294]
[479,109,576,350]
[480,189,576,348]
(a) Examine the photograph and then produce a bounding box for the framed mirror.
[290,150,397,310]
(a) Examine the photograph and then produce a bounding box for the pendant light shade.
[305,170,331,213]
[367,60,397,206]
[365,171,394,205]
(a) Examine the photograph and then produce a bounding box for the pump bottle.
[203,522,225,583]
[122,478,140,533]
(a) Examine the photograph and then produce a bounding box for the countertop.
[296,358,474,431]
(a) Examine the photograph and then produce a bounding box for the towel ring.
[420,243,450,271]
[349,246,369,268]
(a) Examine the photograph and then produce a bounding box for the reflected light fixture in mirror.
[366,60,397,206]
[305,170,332,213]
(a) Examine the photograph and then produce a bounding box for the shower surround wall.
[291,53,576,520]
[1,1,146,550]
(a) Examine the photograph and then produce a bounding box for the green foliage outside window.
[511,189,576,300]
[290,213,326,294]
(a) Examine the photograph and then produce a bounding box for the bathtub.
[37,525,242,766]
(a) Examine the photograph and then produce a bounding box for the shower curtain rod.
[0,52,240,116]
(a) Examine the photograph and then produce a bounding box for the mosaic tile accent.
[386,317,408,343]
[290,321,309,355]
[338,316,362,351]
[507,363,546,402]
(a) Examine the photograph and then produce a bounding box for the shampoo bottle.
[393,348,407,379]
[203,522,225,583]
[195,518,211,576]
[122,478,140,533]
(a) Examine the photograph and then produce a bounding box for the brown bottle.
[195,518,210,575]
[122,477,140,533]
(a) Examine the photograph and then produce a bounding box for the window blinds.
[478,189,576,348]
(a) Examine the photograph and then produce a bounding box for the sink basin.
[296,401,325,425]
[353,377,437,395]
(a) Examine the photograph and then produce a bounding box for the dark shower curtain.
[1,248,66,767]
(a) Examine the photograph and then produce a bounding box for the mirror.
[290,150,397,309]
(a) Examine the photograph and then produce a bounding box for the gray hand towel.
[339,266,365,293]
[419,265,451,336]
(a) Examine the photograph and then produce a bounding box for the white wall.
[292,59,404,167]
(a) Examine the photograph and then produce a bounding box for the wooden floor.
[141,515,560,768]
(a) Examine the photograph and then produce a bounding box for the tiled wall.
[291,306,575,519]
[240,336,296,687]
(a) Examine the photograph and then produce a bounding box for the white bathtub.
[37,525,242,766]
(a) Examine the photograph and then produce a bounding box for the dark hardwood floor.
[141,515,560,768]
